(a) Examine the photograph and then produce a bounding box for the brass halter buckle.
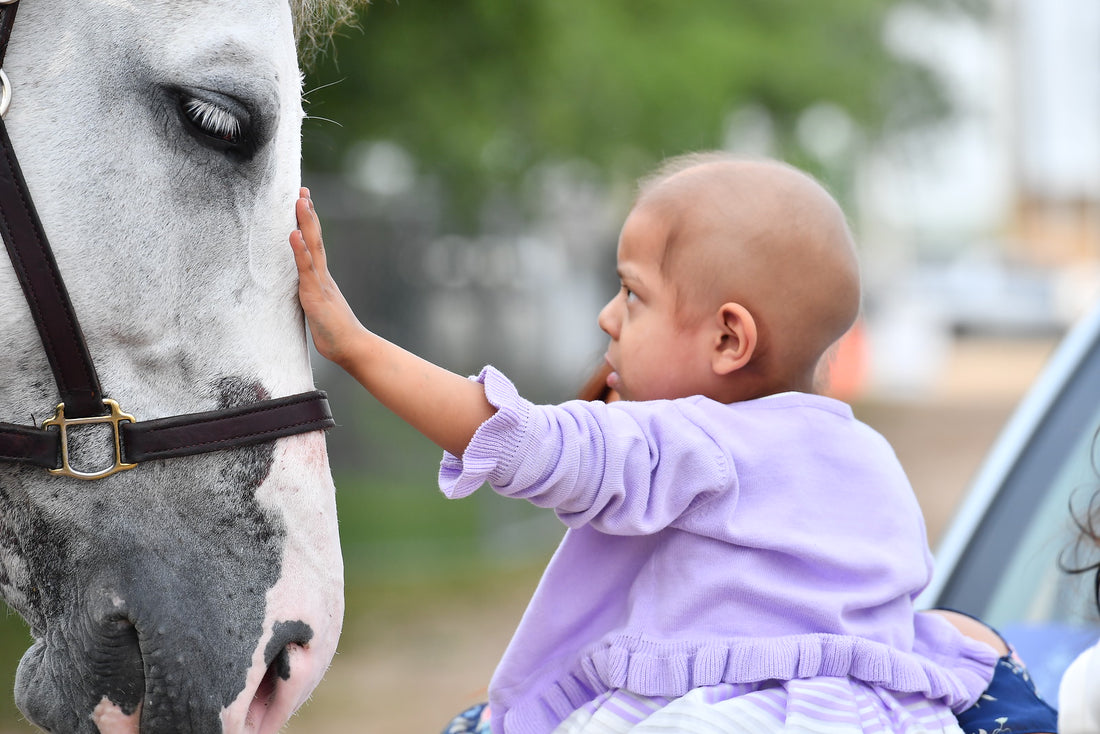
[0,68,10,119]
[43,399,137,480]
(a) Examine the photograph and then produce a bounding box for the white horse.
[0,1,349,731]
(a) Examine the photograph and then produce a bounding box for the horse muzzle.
[13,590,326,734]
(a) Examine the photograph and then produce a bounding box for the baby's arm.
[290,188,496,456]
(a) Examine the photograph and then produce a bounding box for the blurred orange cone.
[819,318,869,402]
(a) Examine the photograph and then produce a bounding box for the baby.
[291,153,998,733]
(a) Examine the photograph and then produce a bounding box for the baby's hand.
[291,189,496,455]
[290,188,364,367]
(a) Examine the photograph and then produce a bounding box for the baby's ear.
[713,303,757,375]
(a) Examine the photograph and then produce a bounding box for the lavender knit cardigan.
[440,367,997,734]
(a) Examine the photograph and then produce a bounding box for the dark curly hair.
[1061,426,1100,614]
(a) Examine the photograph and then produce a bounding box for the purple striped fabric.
[552,678,963,733]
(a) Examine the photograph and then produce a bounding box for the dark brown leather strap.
[0,0,103,418]
[0,421,58,468]
[0,2,18,70]
[0,118,105,418]
[0,391,334,470]
[121,391,334,463]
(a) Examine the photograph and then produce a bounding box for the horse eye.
[184,98,242,144]
[176,91,255,158]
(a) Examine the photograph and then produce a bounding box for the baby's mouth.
[605,367,621,393]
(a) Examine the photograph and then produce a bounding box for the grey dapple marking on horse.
[0,1,349,732]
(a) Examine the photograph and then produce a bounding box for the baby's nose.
[597,297,619,336]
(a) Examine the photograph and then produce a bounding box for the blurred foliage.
[303,0,984,231]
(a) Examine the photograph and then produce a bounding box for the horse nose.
[14,582,268,734]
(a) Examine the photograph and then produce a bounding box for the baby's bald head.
[636,154,860,394]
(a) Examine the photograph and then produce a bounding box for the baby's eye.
[622,285,636,302]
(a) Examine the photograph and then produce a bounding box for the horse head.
[0,1,344,731]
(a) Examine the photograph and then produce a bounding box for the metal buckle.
[0,0,15,118]
[0,68,10,118]
[43,399,137,480]
[0,0,16,118]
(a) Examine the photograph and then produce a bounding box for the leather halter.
[0,0,335,479]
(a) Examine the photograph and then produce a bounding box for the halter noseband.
[0,0,334,479]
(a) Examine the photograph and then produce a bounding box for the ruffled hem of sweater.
[496,631,999,734]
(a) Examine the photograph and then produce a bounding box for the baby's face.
[596,203,716,402]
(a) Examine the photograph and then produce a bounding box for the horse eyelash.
[184,98,241,142]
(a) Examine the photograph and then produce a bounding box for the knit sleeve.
[438,366,731,534]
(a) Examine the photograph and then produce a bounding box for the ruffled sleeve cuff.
[439,366,532,499]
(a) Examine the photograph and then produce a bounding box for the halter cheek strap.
[0,0,335,479]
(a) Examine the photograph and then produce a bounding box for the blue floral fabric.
[955,654,1058,734]
[442,702,491,734]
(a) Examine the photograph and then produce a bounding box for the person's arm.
[924,609,1008,656]
[289,189,495,457]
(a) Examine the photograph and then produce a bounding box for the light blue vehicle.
[918,301,1100,703]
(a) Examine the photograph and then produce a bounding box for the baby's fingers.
[289,228,314,273]
[294,192,328,272]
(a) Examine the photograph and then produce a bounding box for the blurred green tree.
[303,0,983,231]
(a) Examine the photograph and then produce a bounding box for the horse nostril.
[247,641,299,729]
[245,620,314,725]
[262,620,313,683]
[269,644,292,684]
[254,655,280,709]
